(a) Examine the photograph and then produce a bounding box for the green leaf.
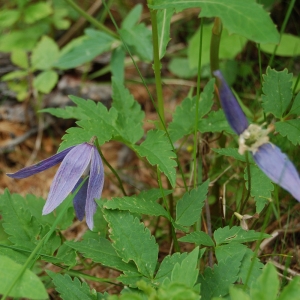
[188,23,247,69]
[0,255,47,299]
[215,243,247,265]
[198,110,234,134]
[0,9,20,28]
[288,92,300,116]
[275,120,300,145]
[157,9,173,59]
[104,210,158,278]
[261,67,293,118]
[134,130,177,187]
[55,29,117,69]
[168,57,197,79]
[151,0,279,44]
[178,231,214,246]
[121,4,142,29]
[175,180,209,226]
[23,2,52,24]
[66,238,137,272]
[111,77,144,144]
[154,252,188,284]
[244,165,274,213]
[31,36,60,70]
[171,247,199,288]
[260,33,300,57]
[250,263,279,300]
[33,70,58,93]
[214,226,270,246]
[229,286,251,300]
[11,50,28,69]
[278,276,300,300]
[111,47,125,83]
[119,24,153,61]
[212,148,255,163]
[169,78,215,142]
[117,271,150,288]
[157,282,199,300]
[47,271,99,300]
[103,189,170,218]
[1,70,29,81]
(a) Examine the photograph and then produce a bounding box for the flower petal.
[213,70,249,135]
[6,146,75,179]
[85,147,104,230]
[73,178,88,221]
[42,143,93,215]
[253,143,300,201]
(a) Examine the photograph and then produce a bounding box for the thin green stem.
[293,72,300,95]
[94,138,127,196]
[1,179,88,300]
[257,44,263,87]
[268,0,296,67]
[210,17,222,73]
[240,152,251,214]
[63,0,118,38]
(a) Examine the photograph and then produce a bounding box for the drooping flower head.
[213,70,300,202]
[7,137,104,229]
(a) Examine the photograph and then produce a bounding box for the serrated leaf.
[169,78,215,141]
[198,110,234,134]
[47,271,98,300]
[275,120,300,145]
[171,247,199,288]
[154,252,188,284]
[111,77,144,144]
[178,231,214,246]
[244,164,274,213]
[262,67,293,118]
[212,148,255,163]
[288,92,300,116]
[215,243,247,265]
[250,263,279,300]
[103,189,170,218]
[33,70,58,93]
[176,180,209,226]
[157,8,173,59]
[134,130,177,187]
[0,255,47,299]
[31,36,60,70]
[41,106,87,120]
[66,238,137,272]
[214,226,270,246]
[119,24,153,61]
[151,0,279,44]
[104,210,158,278]
[278,276,300,300]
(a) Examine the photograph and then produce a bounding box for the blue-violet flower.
[214,70,300,202]
[7,139,104,229]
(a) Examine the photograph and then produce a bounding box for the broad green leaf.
[31,36,60,70]
[23,2,52,24]
[171,247,199,288]
[134,130,177,187]
[287,92,300,116]
[169,78,215,142]
[104,210,158,278]
[47,271,99,300]
[66,238,137,272]
[103,189,170,218]
[121,4,142,29]
[215,243,247,265]
[157,282,199,300]
[261,67,293,118]
[154,252,188,284]
[168,57,197,79]
[199,259,241,299]
[119,24,153,61]
[260,33,300,57]
[278,276,300,300]
[0,9,20,28]
[157,8,173,59]
[212,148,255,163]
[55,244,77,267]
[111,47,125,83]
[11,50,28,69]
[176,180,209,226]
[275,120,300,145]
[198,110,234,134]
[111,77,144,144]
[214,226,269,246]
[33,70,58,93]
[151,0,279,44]
[55,29,117,69]
[188,23,247,69]
[178,231,214,246]
[244,165,274,213]
[250,263,279,300]
[0,255,47,299]
[229,286,251,300]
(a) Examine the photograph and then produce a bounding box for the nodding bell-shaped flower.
[213,70,300,202]
[7,137,104,230]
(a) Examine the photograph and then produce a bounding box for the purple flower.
[214,70,300,202]
[7,141,104,229]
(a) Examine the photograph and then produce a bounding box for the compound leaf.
[275,120,300,145]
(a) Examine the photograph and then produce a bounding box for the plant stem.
[63,0,118,38]
[240,152,251,214]
[210,17,222,73]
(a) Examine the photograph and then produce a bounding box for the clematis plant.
[7,137,104,229]
[214,70,300,202]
